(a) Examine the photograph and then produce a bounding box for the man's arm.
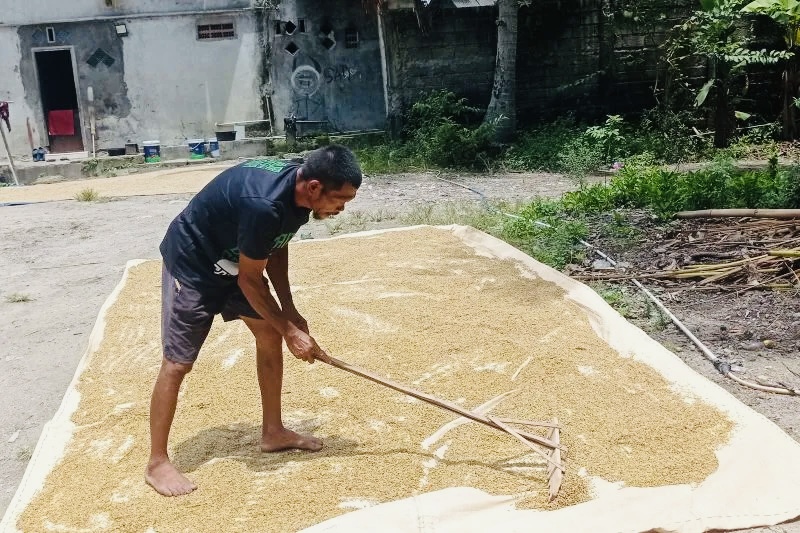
[266,246,309,333]
[265,246,294,312]
[238,252,320,362]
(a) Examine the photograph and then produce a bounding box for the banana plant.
[665,0,788,147]
[741,0,800,139]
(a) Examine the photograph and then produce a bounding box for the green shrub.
[403,91,496,170]
[502,117,584,171]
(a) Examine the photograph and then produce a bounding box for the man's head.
[296,145,362,220]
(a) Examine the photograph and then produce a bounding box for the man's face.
[310,182,358,220]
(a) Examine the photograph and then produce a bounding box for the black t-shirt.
[160,159,311,288]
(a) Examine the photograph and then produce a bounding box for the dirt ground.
[1,162,798,532]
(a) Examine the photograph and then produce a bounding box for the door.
[34,48,84,153]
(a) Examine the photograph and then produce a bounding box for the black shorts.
[160,264,263,364]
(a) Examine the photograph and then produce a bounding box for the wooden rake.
[320,354,566,501]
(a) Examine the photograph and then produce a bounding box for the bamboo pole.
[769,249,800,258]
[0,123,20,186]
[676,209,800,219]
[321,355,566,452]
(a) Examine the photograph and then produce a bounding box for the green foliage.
[557,157,800,220]
[351,91,497,171]
[404,91,497,170]
[584,115,626,163]
[501,199,590,269]
[502,117,584,171]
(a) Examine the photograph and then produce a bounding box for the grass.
[16,447,32,462]
[74,188,101,202]
[5,292,33,303]
[400,201,507,232]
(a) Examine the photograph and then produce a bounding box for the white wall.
[0,28,43,158]
[115,13,263,147]
[0,0,251,26]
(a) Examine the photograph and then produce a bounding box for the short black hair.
[299,144,362,190]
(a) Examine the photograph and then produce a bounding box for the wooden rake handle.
[320,355,565,453]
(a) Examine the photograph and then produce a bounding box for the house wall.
[270,0,386,135]
[0,0,251,26]
[3,10,264,156]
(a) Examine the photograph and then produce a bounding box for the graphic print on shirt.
[243,159,289,173]
[213,233,296,277]
[214,247,241,277]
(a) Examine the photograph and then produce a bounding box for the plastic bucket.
[187,138,205,159]
[207,137,220,158]
[142,140,161,163]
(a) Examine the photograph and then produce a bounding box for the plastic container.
[207,137,220,158]
[142,140,161,163]
[187,138,205,159]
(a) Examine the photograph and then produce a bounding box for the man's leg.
[145,358,197,496]
[241,316,323,452]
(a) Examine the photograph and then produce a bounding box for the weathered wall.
[270,0,386,135]
[0,27,42,157]
[382,1,693,124]
[3,12,263,156]
[0,0,251,26]
[382,6,496,114]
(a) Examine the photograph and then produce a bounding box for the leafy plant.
[664,0,790,147]
[584,115,626,163]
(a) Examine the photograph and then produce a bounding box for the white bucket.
[208,137,220,158]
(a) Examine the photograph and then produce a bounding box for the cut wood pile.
[576,218,800,291]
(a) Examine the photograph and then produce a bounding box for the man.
[146,144,361,497]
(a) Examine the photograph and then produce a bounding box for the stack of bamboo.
[578,217,800,290]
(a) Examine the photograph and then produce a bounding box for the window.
[345,28,359,49]
[46,27,56,43]
[197,22,236,40]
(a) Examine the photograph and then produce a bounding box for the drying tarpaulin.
[2,226,799,533]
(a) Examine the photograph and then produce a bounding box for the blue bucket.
[142,140,160,163]
[188,138,205,159]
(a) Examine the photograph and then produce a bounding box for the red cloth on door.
[48,110,75,136]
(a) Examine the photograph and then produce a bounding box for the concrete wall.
[382,1,692,123]
[382,6,496,114]
[2,11,264,157]
[0,27,42,157]
[120,13,263,147]
[270,0,386,134]
[0,0,251,26]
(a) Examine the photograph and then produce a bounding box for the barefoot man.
[146,145,361,496]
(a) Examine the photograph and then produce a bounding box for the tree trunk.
[483,0,518,143]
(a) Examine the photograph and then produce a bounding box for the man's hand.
[284,324,329,364]
[283,307,309,334]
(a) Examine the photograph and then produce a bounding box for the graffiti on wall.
[323,64,362,84]
[288,54,369,121]
[289,55,325,120]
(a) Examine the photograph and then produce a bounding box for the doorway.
[34,48,84,153]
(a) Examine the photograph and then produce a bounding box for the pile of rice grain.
[18,227,732,532]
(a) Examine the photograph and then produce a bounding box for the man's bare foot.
[261,427,323,452]
[145,459,197,496]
